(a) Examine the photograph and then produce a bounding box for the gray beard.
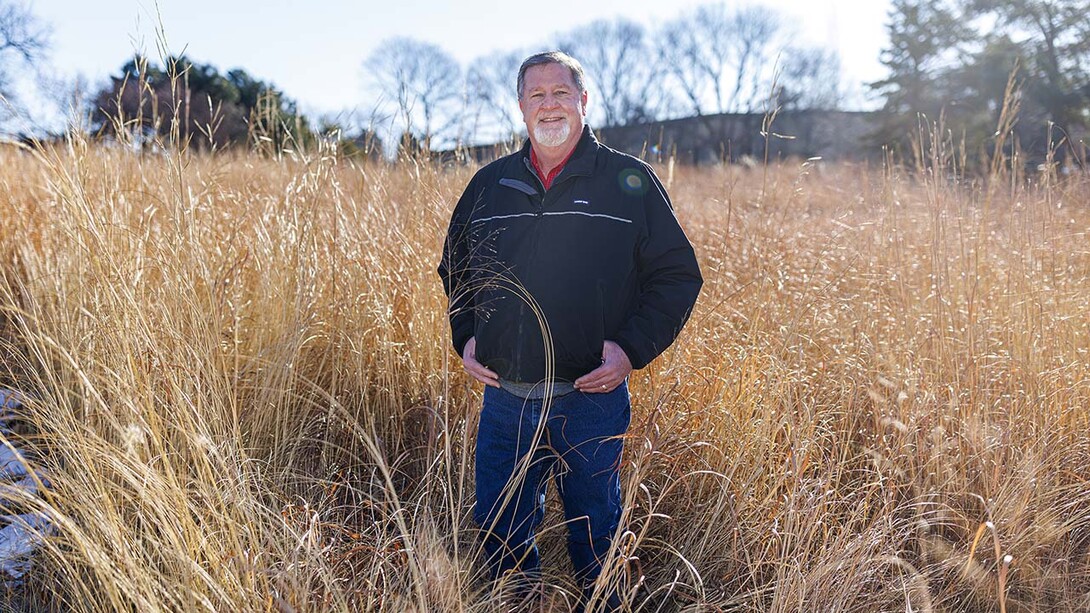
[533,121,571,147]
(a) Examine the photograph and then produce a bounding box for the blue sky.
[27,0,892,124]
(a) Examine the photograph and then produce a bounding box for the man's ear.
[580,90,588,116]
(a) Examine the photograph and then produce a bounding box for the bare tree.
[777,47,844,111]
[657,3,788,115]
[730,6,784,112]
[0,1,49,111]
[657,18,713,116]
[465,49,525,144]
[557,18,668,127]
[365,37,463,149]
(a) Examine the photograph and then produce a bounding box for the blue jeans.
[475,383,631,608]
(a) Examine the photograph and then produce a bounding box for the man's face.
[519,63,587,152]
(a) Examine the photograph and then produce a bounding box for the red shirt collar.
[530,145,576,191]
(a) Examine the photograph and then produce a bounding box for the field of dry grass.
[0,133,1088,611]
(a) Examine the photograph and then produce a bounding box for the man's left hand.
[574,340,632,394]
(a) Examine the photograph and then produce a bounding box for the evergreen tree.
[92,56,315,152]
[873,0,1090,167]
[869,0,972,155]
[961,0,1090,161]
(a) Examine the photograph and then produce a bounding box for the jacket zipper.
[517,157,544,380]
[523,156,587,210]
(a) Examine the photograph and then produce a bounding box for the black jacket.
[439,127,702,383]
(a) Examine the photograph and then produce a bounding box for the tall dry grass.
[0,128,1088,611]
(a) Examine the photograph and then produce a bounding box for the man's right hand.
[462,337,500,388]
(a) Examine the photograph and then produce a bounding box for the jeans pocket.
[586,382,631,435]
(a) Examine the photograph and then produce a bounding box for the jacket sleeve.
[437,176,479,358]
[613,166,702,370]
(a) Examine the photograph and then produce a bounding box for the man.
[438,51,702,610]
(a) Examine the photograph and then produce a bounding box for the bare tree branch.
[0,0,50,101]
[654,3,789,116]
[777,47,845,111]
[465,49,524,143]
[364,37,463,149]
[558,19,670,126]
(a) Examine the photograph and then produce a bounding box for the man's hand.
[574,340,632,394]
[462,337,500,388]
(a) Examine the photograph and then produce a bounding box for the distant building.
[596,110,882,165]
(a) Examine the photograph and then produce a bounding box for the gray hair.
[516,51,587,99]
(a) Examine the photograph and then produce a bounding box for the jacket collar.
[507,125,599,186]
